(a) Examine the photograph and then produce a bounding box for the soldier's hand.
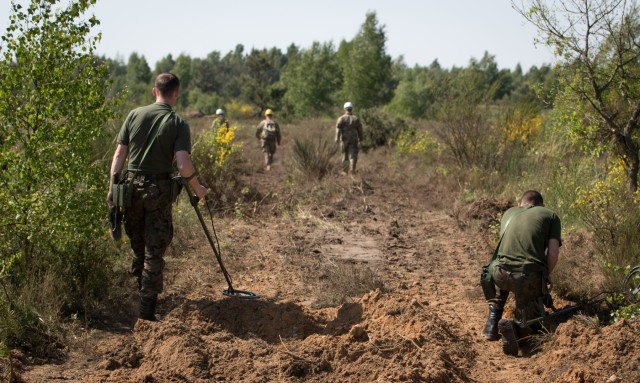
[194,184,208,202]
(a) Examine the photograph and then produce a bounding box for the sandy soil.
[9,128,640,383]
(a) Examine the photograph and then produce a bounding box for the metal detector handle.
[180,178,235,293]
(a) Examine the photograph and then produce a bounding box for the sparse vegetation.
[290,136,338,180]
[317,262,385,307]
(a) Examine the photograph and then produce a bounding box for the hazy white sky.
[0,0,556,70]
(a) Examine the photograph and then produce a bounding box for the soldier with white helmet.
[335,102,363,174]
[211,108,229,136]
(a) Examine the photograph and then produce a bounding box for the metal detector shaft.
[182,183,235,293]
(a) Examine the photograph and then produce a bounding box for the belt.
[130,173,171,180]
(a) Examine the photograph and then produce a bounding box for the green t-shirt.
[494,205,562,273]
[117,102,191,174]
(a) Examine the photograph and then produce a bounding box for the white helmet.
[216,108,224,115]
[343,102,353,110]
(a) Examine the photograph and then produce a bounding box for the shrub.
[393,127,439,160]
[290,137,338,180]
[191,123,244,209]
[571,159,640,318]
[359,108,410,153]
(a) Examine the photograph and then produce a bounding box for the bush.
[290,137,338,180]
[191,123,244,210]
[571,159,640,314]
[393,127,439,160]
[359,108,410,153]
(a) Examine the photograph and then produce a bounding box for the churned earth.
[10,123,640,383]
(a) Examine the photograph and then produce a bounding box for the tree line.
[103,12,556,120]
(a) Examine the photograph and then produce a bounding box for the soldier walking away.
[481,190,561,356]
[211,108,229,136]
[335,101,363,175]
[107,72,208,322]
[255,109,281,171]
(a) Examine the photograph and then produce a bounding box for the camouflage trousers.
[260,139,277,165]
[340,140,359,172]
[489,266,545,330]
[124,177,173,298]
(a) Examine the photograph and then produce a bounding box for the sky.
[0,0,557,71]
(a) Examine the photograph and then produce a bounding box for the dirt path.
[16,134,640,383]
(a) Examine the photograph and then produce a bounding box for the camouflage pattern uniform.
[335,112,363,173]
[255,118,281,168]
[124,175,173,297]
[117,102,191,299]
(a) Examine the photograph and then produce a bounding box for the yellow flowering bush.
[191,124,244,203]
[394,129,438,158]
[503,109,542,144]
[225,101,255,120]
[571,159,640,313]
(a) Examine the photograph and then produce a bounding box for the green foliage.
[571,160,640,270]
[516,0,640,192]
[606,264,640,322]
[338,12,393,109]
[0,0,123,348]
[432,70,501,169]
[290,136,338,180]
[125,52,152,103]
[386,63,443,119]
[280,42,341,118]
[188,88,223,116]
[359,108,409,152]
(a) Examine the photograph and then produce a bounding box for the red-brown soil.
[9,124,640,383]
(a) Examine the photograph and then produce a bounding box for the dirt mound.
[535,318,640,383]
[458,197,512,233]
[48,290,477,383]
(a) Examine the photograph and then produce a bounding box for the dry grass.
[316,262,385,307]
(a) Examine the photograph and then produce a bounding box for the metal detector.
[178,177,258,299]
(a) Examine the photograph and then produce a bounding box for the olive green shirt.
[117,102,191,174]
[495,205,562,273]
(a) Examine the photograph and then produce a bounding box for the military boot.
[139,294,160,322]
[498,319,519,356]
[482,304,503,341]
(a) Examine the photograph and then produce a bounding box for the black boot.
[498,319,519,356]
[482,304,503,341]
[139,295,159,322]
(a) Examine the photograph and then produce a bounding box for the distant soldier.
[335,101,363,174]
[211,108,229,136]
[255,109,281,171]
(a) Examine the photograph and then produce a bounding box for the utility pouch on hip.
[170,176,183,204]
[480,263,496,300]
[112,172,132,208]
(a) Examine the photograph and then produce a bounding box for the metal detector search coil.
[222,289,259,299]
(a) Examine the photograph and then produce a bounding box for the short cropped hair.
[154,72,180,96]
[521,190,544,206]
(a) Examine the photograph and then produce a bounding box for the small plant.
[316,262,384,307]
[290,137,338,180]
